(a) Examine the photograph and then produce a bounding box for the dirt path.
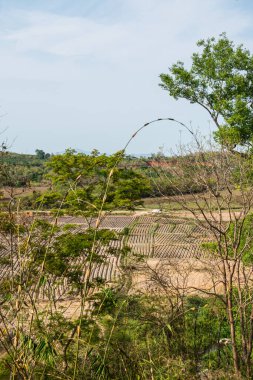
[168,210,242,221]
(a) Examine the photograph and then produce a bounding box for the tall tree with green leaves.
[160,33,253,150]
[45,149,150,213]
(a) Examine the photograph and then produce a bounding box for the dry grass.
[142,189,247,212]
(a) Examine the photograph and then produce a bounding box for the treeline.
[0,150,50,187]
[1,148,209,211]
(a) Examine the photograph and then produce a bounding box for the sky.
[0,0,252,155]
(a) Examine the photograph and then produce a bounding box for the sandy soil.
[168,210,242,221]
[130,257,253,297]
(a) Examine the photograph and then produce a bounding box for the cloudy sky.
[0,0,252,154]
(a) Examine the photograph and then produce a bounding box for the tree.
[160,33,253,150]
[35,149,50,160]
[45,149,151,212]
[149,139,253,378]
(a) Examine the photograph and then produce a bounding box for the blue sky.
[0,0,252,154]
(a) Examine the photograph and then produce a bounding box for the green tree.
[45,149,150,212]
[35,149,50,160]
[160,33,253,150]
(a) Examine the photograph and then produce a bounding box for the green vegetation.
[0,150,49,187]
[41,149,151,213]
[160,33,253,150]
[0,34,253,379]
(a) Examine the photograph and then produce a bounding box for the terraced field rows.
[0,214,211,300]
[126,216,208,259]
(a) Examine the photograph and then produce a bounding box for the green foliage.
[35,149,51,160]
[160,33,253,149]
[226,214,253,264]
[45,150,151,212]
[0,151,48,187]
[24,221,118,282]
[0,209,245,379]
[35,191,63,209]
[78,293,232,379]
[202,214,253,263]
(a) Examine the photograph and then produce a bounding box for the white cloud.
[3,11,127,57]
[0,0,252,153]
[2,1,252,60]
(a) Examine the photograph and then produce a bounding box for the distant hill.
[0,151,48,187]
